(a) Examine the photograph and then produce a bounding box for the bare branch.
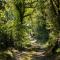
[24,14,31,17]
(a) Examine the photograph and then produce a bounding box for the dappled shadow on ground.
[20,50,60,60]
[32,55,56,60]
[0,47,60,60]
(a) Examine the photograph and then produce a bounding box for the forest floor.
[0,47,60,60]
[7,42,60,60]
[20,51,60,60]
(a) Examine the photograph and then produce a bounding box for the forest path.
[11,48,46,60]
[10,48,60,60]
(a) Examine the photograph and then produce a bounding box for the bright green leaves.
[0,0,59,51]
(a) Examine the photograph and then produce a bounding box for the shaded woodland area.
[0,0,60,60]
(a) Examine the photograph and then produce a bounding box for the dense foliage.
[0,0,60,59]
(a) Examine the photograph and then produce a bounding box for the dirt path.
[9,48,60,60]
